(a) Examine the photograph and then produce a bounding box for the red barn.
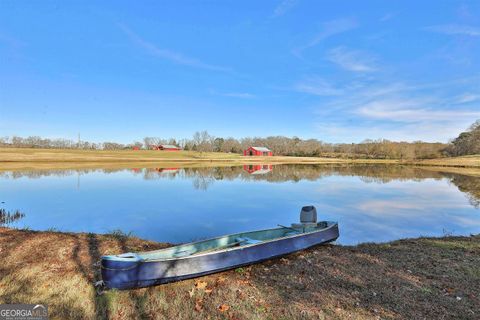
[159,144,181,151]
[150,144,181,151]
[243,146,272,156]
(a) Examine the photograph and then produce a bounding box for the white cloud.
[293,18,357,56]
[380,13,395,22]
[455,93,480,104]
[356,99,480,122]
[272,0,298,18]
[307,75,480,142]
[218,92,255,99]
[118,23,231,72]
[327,47,377,72]
[425,24,480,36]
[294,78,343,96]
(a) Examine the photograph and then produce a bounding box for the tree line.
[443,120,480,157]
[1,120,478,159]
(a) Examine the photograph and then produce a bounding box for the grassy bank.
[408,154,480,168]
[0,148,479,169]
[0,228,478,319]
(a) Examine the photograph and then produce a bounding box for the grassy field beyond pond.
[0,147,479,168]
[0,228,478,319]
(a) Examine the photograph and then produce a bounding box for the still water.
[0,164,479,245]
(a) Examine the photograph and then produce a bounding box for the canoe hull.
[102,223,339,289]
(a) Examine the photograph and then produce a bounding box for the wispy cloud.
[379,13,395,22]
[216,92,255,99]
[272,0,298,18]
[327,46,377,72]
[118,23,231,72]
[356,98,480,122]
[293,18,357,56]
[294,77,343,96]
[0,32,26,48]
[306,75,480,142]
[454,93,480,104]
[425,24,480,36]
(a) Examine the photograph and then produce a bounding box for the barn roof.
[160,144,180,149]
[251,147,271,152]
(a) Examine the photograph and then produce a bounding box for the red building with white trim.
[150,144,181,151]
[243,146,273,156]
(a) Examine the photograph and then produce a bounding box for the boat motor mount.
[291,205,319,229]
[300,205,317,224]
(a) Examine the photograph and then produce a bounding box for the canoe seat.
[236,237,262,245]
[285,231,300,236]
[173,250,195,257]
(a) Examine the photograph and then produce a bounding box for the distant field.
[0,148,478,169]
[412,155,480,168]
[0,148,392,164]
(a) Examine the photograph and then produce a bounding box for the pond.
[0,164,479,245]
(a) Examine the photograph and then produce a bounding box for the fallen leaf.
[205,288,213,294]
[195,298,203,312]
[237,279,250,286]
[446,288,454,293]
[216,277,226,284]
[195,280,208,290]
[218,304,230,312]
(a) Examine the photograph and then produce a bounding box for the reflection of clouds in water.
[226,218,252,224]
[310,176,479,244]
[357,200,427,213]
[1,164,479,244]
[357,199,471,215]
[450,216,480,227]
[198,222,216,230]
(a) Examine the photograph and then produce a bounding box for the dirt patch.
[0,228,478,319]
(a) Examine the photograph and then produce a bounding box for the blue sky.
[0,0,479,143]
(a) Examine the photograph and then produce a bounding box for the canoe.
[101,208,339,289]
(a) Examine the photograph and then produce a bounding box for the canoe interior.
[108,222,333,262]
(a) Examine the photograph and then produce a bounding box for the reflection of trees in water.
[0,169,97,179]
[192,176,215,191]
[443,174,480,208]
[1,165,478,206]
[0,208,25,225]
[143,168,180,181]
[180,165,479,206]
[182,164,446,184]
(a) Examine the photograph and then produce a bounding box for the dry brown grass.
[1,148,479,170]
[1,227,478,319]
[412,155,480,168]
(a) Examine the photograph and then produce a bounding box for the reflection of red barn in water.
[243,164,273,175]
[155,168,179,174]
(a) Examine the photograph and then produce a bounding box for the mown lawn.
[0,228,478,319]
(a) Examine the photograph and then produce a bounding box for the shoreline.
[0,148,479,170]
[1,227,478,319]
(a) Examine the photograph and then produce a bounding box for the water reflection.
[0,164,478,244]
[0,208,25,226]
[243,164,273,175]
